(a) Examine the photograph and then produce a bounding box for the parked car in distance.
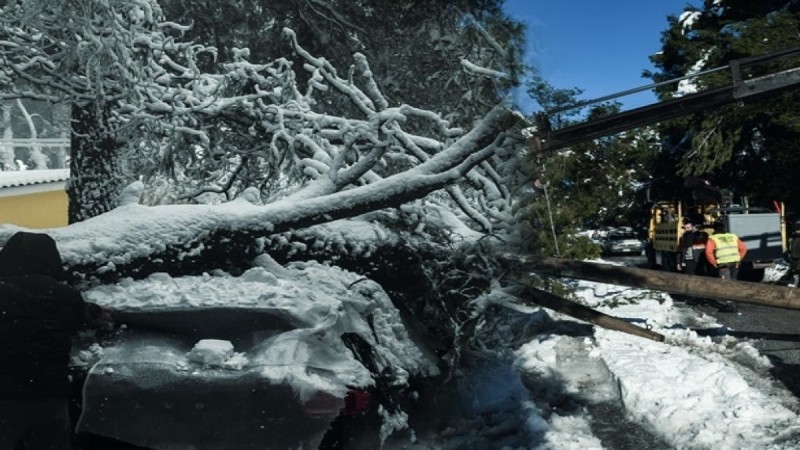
[601,230,644,256]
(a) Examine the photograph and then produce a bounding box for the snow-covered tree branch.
[0,1,529,282]
[14,99,517,283]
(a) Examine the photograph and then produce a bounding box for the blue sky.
[504,0,701,114]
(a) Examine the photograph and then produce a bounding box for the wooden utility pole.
[504,255,800,311]
[516,285,665,342]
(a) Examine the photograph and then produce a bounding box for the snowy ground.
[535,278,799,449]
[379,261,800,450]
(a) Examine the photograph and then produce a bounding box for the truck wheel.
[737,262,764,282]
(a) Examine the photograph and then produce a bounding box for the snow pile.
[581,279,800,449]
[675,49,712,97]
[512,271,800,449]
[679,10,701,33]
[71,342,105,369]
[765,260,789,283]
[266,217,397,259]
[186,339,247,370]
[264,204,483,261]
[0,198,287,273]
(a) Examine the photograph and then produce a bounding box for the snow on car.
[71,256,439,449]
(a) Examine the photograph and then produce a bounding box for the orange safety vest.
[709,233,741,265]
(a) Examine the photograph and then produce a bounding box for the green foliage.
[524,273,578,302]
[521,77,656,258]
[649,0,800,210]
[524,74,585,127]
[602,290,666,309]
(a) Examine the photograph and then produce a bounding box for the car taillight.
[302,389,371,418]
[340,389,370,416]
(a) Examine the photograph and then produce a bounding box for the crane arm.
[533,47,800,152]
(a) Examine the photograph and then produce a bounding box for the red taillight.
[340,389,370,416]
[302,389,371,418]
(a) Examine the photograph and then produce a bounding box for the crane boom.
[533,47,800,152]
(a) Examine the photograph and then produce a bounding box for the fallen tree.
[0,100,518,285]
[0,3,535,398]
[0,5,526,284]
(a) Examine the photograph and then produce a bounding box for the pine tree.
[159,0,526,128]
[648,0,800,211]
[523,76,657,257]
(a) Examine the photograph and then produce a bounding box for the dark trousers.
[717,264,739,280]
[715,264,739,311]
[0,397,72,450]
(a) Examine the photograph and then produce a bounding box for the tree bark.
[69,102,126,224]
[1,102,13,169]
[504,255,800,311]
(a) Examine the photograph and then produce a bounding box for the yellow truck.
[646,199,787,280]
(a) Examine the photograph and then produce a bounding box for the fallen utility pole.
[516,284,665,342]
[504,254,800,311]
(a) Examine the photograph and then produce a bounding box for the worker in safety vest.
[705,221,748,279]
[705,221,747,312]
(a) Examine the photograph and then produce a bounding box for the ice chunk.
[187,339,234,368]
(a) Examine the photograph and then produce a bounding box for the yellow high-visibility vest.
[709,233,740,264]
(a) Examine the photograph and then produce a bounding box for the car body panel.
[77,330,345,450]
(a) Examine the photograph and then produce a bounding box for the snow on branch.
[0,2,528,274]
[1,105,519,281]
[460,59,509,80]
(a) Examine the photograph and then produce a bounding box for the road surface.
[610,254,800,399]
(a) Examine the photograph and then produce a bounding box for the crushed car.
[70,256,439,449]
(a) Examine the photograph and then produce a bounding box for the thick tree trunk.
[68,102,126,224]
[505,255,800,311]
[0,103,13,169]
